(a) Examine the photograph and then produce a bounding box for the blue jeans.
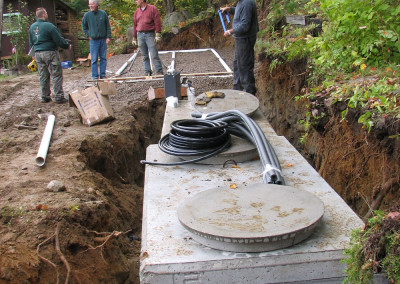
[137,31,163,74]
[89,38,107,79]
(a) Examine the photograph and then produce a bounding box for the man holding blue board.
[221,0,259,95]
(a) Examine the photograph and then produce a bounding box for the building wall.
[1,0,29,58]
[1,0,78,60]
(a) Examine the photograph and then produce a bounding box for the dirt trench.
[255,55,400,219]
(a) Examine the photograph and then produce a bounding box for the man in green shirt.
[82,0,111,80]
[29,7,71,103]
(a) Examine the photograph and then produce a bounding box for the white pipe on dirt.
[168,51,176,73]
[92,71,233,82]
[116,62,129,76]
[35,114,55,167]
[159,48,210,54]
[210,48,232,73]
[115,51,139,76]
[159,48,232,73]
[149,51,153,73]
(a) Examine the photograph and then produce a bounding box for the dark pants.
[35,50,64,100]
[233,36,257,95]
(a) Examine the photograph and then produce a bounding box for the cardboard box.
[69,82,116,126]
[148,86,187,101]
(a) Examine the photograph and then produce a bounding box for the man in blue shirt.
[29,7,71,103]
[221,0,259,95]
[82,0,111,80]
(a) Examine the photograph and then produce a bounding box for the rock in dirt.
[46,180,66,192]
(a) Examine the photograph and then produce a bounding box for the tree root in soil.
[365,177,399,219]
[36,222,71,284]
[80,229,132,262]
[36,223,132,284]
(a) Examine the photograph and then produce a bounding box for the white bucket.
[166,96,178,108]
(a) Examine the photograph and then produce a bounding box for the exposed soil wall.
[255,55,400,219]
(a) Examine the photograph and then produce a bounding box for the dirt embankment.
[0,19,235,283]
[255,55,400,219]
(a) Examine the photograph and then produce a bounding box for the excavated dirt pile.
[0,42,234,282]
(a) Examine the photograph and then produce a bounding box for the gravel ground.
[101,47,235,107]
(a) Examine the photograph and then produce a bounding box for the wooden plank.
[148,86,187,100]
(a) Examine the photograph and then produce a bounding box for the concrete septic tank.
[140,96,364,283]
[177,183,325,253]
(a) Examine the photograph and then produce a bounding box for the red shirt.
[133,4,162,37]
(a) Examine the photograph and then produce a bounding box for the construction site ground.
[1,18,399,283]
[0,48,235,283]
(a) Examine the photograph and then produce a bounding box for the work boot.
[145,71,152,76]
[55,97,68,104]
[100,76,107,79]
[41,97,51,103]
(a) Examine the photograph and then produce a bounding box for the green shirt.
[29,19,70,51]
[82,9,111,40]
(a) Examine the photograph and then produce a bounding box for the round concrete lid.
[179,135,258,165]
[193,89,259,117]
[178,183,324,252]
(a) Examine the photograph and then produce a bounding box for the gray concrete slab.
[192,90,260,117]
[140,101,364,283]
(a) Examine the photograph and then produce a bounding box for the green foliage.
[3,1,35,66]
[78,30,90,57]
[67,0,88,17]
[343,210,400,283]
[259,0,400,133]
[257,24,314,61]
[100,0,135,39]
[174,0,209,17]
[0,206,25,227]
[311,0,400,74]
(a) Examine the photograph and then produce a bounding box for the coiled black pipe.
[192,110,285,185]
[140,119,231,166]
[141,110,284,185]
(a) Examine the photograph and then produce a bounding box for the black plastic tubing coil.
[140,119,231,166]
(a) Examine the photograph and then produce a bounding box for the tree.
[163,0,175,14]
[2,1,34,65]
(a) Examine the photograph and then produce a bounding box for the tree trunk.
[163,0,175,14]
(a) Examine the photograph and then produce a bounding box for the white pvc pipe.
[116,62,129,76]
[149,51,153,73]
[210,48,233,73]
[159,48,232,73]
[35,114,55,167]
[116,51,139,76]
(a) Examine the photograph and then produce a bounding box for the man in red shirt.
[132,0,164,76]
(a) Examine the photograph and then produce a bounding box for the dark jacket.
[82,9,111,40]
[29,19,70,51]
[231,0,259,38]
